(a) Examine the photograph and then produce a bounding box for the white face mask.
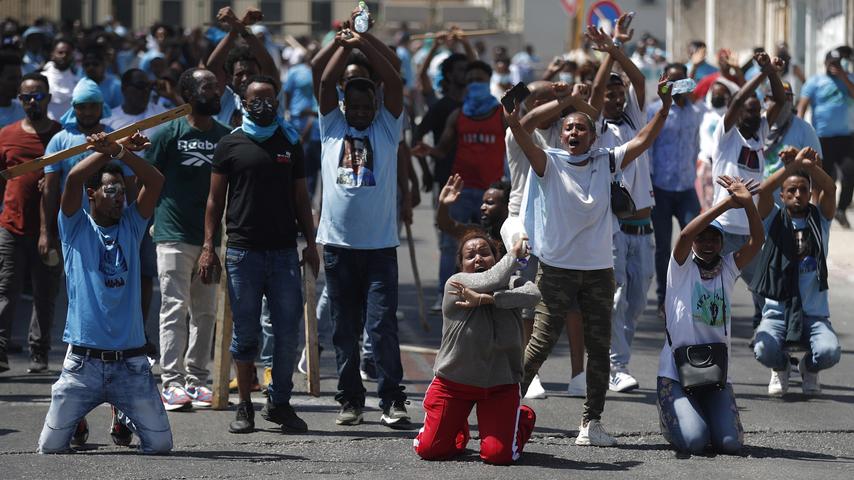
[559,72,575,84]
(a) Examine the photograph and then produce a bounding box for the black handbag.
[609,150,636,219]
[664,275,729,395]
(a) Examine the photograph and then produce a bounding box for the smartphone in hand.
[501,82,531,113]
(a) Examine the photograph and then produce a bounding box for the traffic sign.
[586,0,622,32]
[560,0,579,17]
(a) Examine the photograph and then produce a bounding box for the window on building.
[60,1,83,26]
[112,0,133,30]
[161,1,183,28]
[260,1,283,35]
[312,1,332,37]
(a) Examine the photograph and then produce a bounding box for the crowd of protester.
[0,5,849,462]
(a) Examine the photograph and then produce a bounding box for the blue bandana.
[59,78,111,128]
[236,115,301,144]
[462,82,499,117]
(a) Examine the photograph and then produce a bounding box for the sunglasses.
[18,92,48,103]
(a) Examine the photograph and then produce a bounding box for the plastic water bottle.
[669,78,697,95]
[354,2,370,33]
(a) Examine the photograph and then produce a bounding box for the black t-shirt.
[212,129,306,250]
[415,96,460,186]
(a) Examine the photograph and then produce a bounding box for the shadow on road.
[744,444,854,462]
[519,452,643,471]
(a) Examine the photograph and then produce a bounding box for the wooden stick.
[410,29,501,41]
[303,265,320,397]
[0,104,191,180]
[203,21,318,27]
[211,240,233,410]
[405,224,429,332]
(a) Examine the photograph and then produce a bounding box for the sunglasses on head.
[19,92,48,103]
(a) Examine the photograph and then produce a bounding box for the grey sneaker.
[229,401,255,434]
[380,400,411,429]
[336,402,363,426]
[575,419,617,447]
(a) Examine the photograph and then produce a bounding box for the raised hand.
[690,45,707,66]
[771,56,786,73]
[585,25,614,53]
[778,146,799,166]
[335,29,360,48]
[553,81,572,97]
[438,174,464,206]
[85,132,121,157]
[754,51,772,72]
[657,73,672,107]
[503,97,523,128]
[510,234,529,260]
[241,7,263,26]
[217,7,242,29]
[120,131,151,152]
[571,82,590,100]
[613,12,635,44]
[828,61,846,79]
[716,176,759,208]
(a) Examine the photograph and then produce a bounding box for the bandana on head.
[462,82,499,117]
[59,78,111,128]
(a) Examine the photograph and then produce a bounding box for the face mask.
[463,82,499,117]
[246,97,277,126]
[692,251,722,280]
[194,96,221,116]
[710,96,727,109]
[842,59,852,72]
[558,72,575,84]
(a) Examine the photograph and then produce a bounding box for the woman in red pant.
[414,231,539,465]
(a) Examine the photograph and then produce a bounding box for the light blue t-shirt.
[646,99,704,191]
[60,204,149,350]
[763,206,831,317]
[317,106,402,249]
[800,73,854,137]
[90,74,124,109]
[284,63,320,142]
[396,46,414,88]
[764,115,823,177]
[0,100,25,128]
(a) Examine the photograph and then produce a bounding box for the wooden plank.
[303,265,320,397]
[0,104,191,180]
[406,224,429,332]
[211,239,233,410]
[409,29,501,41]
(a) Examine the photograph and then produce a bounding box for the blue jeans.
[312,283,333,349]
[260,296,273,368]
[721,232,763,326]
[226,248,302,405]
[438,187,485,294]
[38,351,172,454]
[324,245,405,409]
[753,312,841,372]
[651,187,700,305]
[610,230,655,368]
[656,377,743,455]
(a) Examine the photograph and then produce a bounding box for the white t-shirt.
[658,253,739,382]
[103,102,168,137]
[506,121,562,217]
[42,62,80,121]
[711,117,769,235]
[698,106,725,162]
[520,145,626,270]
[594,85,655,211]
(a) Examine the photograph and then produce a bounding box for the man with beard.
[711,51,786,328]
[41,39,79,121]
[199,75,318,435]
[146,68,230,416]
[0,73,62,374]
[752,147,841,396]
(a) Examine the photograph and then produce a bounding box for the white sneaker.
[768,361,790,396]
[799,356,821,395]
[609,367,639,392]
[524,374,547,399]
[575,419,617,447]
[566,371,586,398]
[298,347,308,375]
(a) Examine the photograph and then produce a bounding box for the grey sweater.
[433,254,542,388]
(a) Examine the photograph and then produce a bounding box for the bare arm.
[206,8,244,94]
[586,23,645,111]
[312,39,341,99]
[764,56,788,125]
[735,191,765,270]
[359,31,401,71]
[589,53,615,116]
[796,96,810,118]
[413,109,459,159]
[520,83,595,134]
[757,147,800,218]
[319,34,353,115]
[622,78,671,168]
[417,37,443,98]
[118,139,164,219]
[830,63,854,99]
[292,177,320,275]
[505,101,548,177]
[436,174,468,239]
[198,172,227,284]
[673,197,733,265]
[39,172,61,255]
[723,52,771,132]
[354,33,403,116]
[805,153,838,219]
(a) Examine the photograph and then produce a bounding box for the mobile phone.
[501,82,531,113]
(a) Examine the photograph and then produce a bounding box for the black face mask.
[741,116,761,136]
[193,96,221,116]
[246,97,277,125]
[710,96,727,109]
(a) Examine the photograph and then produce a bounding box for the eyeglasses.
[18,92,48,103]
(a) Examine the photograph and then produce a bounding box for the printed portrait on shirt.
[337,135,376,187]
[794,227,818,274]
[99,239,129,289]
[737,146,761,173]
[692,282,729,328]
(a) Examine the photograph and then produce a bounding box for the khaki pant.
[156,242,218,388]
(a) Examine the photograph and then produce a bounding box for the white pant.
[157,242,218,388]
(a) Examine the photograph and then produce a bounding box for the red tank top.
[453,108,506,190]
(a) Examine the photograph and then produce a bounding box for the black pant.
[0,228,62,354]
[818,135,854,211]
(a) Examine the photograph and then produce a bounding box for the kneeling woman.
[414,232,540,465]
[657,176,763,455]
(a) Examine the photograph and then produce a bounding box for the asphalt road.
[1,201,853,480]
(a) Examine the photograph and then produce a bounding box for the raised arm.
[622,77,671,168]
[319,32,354,115]
[505,99,548,176]
[417,35,445,98]
[117,133,164,219]
[520,83,596,133]
[763,56,788,125]
[757,146,800,218]
[801,150,838,219]
[829,60,854,99]
[352,32,403,116]
[312,38,341,99]
[448,27,476,61]
[723,51,773,132]
[237,9,281,88]
[587,17,645,113]
[436,174,469,239]
[719,176,765,269]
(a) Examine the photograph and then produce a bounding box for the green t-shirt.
[146,117,230,246]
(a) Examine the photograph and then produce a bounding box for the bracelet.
[111,144,126,160]
[477,295,482,307]
[612,39,623,50]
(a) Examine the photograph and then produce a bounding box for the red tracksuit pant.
[413,376,536,465]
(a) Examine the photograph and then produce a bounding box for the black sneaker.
[110,406,133,446]
[835,210,850,229]
[70,418,89,448]
[28,352,48,373]
[335,402,363,426]
[261,399,308,433]
[229,401,255,434]
[380,399,412,429]
[0,348,9,373]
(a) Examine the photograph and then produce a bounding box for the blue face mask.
[463,82,499,117]
[237,110,300,144]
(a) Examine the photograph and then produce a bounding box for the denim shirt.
[646,99,704,192]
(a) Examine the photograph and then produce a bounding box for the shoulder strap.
[608,149,616,174]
